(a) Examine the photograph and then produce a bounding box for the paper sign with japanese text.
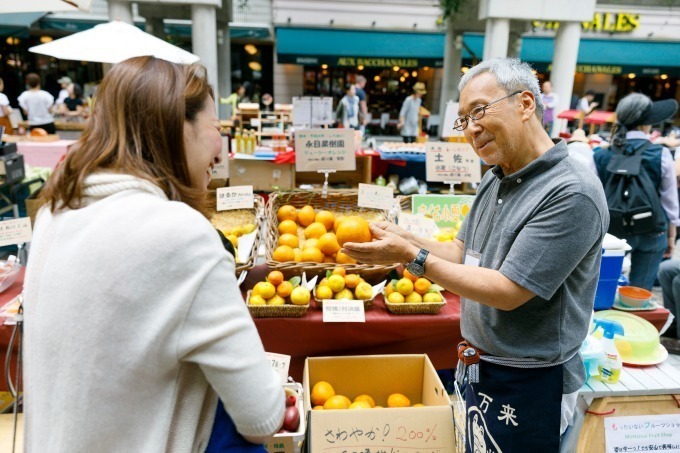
[293,97,333,127]
[322,300,365,323]
[425,142,481,183]
[604,414,680,453]
[411,194,475,228]
[295,129,356,172]
[397,212,438,239]
[265,352,291,385]
[216,186,254,211]
[358,183,394,211]
[211,136,230,180]
[0,218,32,247]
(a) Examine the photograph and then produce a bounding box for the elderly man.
[342,58,608,451]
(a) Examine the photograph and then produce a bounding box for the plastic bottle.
[234,129,242,153]
[592,319,624,384]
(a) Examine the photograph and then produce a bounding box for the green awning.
[0,12,45,36]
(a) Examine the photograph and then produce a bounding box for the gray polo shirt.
[457,140,609,393]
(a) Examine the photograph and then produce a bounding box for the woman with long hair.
[23,56,284,452]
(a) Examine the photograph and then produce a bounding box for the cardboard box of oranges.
[302,355,456,452]
[246,271,314,318]
[264,190,398,282]
[383,270,447,315]
[312,266,386,309]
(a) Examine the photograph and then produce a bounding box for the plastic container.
[580,335,605,379]
[592,319,624,384]
[618,286,653,307]
[0,262,21,294]
[594,250,625,310]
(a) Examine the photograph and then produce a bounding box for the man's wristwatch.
[405,248,429,277]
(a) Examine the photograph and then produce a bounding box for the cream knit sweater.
[23,173,284,452]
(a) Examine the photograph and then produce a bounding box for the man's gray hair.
[458,58,544,120]
[356,75,367,84]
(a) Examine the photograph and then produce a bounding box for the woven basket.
[265,190,398,282]
[245,290,309,318]
[208,193,265,274]
[384,290,446,315]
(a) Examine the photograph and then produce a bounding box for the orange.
[336,250,357,265]
[387,393,411,408]
[333,215,345,233]
[403,268,419,282]
[293,248,302,262]
[349,401,371,409]
[278,233,299,249]
[387,292,405,304]
[315,210,335,231]
[303,238,319,249]
[332,267,346,277]
[405,292,423,303]
[298,205,316,227]
[267,271,284,286]
[278,220,298,236]
[396,278,414,296]
[323,256,335,263]
[324,395,350,410]
[353,394,376,408]
[273,245,295,262]
[414,277,431,295]
[311,381,336,406]
[301,247,324,263]
[277,281,293,298]
[336,216,372,246]
[304,222,327,240]
[277,205,297,223]
[313,406,324,410]
[255,282,276,299]
[412,403,426,407]
[318,232,340,255]
[344,274,361,289]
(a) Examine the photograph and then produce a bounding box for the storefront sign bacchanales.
[336,57,419,68]
[533,12,640,33]
[546,64,623,75]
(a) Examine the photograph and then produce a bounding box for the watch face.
[406,262,424,277]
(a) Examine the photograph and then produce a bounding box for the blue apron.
[464,360,562,452]
[205,400,267,452]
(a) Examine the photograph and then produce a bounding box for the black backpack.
[601,141,667,237]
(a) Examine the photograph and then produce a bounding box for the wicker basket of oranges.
[265,190,398,282]
[383,271,446,315]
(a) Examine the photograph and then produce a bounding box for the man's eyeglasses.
[453,90,523,131]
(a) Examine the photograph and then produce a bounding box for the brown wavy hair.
[40,56,214,216]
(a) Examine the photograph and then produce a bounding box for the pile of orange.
[248,271,311,306]
[314,267,374,301]
[384,269,444,304]
[310,380,423,410]
[272,204,373,264]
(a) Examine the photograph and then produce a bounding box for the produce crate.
[208,193,264,274]
[245,290,309,318]
[385,298,446,315]
[265,190,398,282]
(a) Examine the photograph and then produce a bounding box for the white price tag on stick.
[265,352,291,384]
[0,218,32,247]
[425,142,481,183]
[322,300,365,323]
[358,183,394,210]
[397,212,437,239]
[216,186,254,211]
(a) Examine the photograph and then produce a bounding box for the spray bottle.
[592,319,624,384]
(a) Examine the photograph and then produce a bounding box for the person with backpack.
[594,93,679,290]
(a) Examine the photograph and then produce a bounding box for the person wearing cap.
[55,76,72,106]
[397,82,426,143]
[342,58,608,450]
[566,129,598,175]
[594,93,680,290]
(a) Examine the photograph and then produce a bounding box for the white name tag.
[464,250,481,267]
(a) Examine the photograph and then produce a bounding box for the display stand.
[317,169,336,198]
[443,180,461,195]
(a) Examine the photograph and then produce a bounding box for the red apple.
[282,406,300,432]
[286,395,297,407]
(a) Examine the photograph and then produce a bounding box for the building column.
[217,21,231,119]
[191,4,219,108]
[145,17,165,39]
[108,0,133,23]
[438,18,463,133]
[550,21,581,137]
[483,18,509,61]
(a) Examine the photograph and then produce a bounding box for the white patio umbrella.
[28,20,200,64]
[0,0,90,13]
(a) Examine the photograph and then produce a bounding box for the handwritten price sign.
[0,218,32,247]
[425,142,481,183]
[265,352,291,385]
[358,183,394,211]
[322,300,365,323]
[216,186,254,211]
[295,129,356,172]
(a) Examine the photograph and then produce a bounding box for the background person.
[56,83,85,118]
[342,58,608,451]
[397,82,426,143]
[355,75,369,132]
[541,80,559,136]
[335,83,360,130]
[578,90,599,116]
[23,56,284,452]
[220,84,245,120]
[0,77,14,134]
[566,129,598,175]
[54,75,71,106]
[18,73,55,134]
[593,93,679,290]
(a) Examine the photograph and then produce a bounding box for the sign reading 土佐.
[295,129,356,172]
[425,142,481,183]
[0,218,32,247]
[216,186,254,211]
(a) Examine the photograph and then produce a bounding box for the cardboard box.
[265,382,306,453]
[229,158,295,191]
[303,354,455,452]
